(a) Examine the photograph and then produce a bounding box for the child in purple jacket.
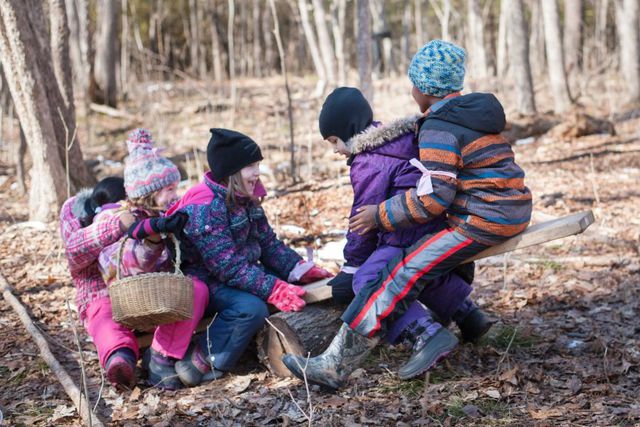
[318,87,492,369]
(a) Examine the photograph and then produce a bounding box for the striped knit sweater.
[375,93,532,245]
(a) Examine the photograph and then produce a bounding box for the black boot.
[457,308,494,343]
[282,323,379,390]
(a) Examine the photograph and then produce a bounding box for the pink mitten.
[267,279,306,312]
[298,264,333,284]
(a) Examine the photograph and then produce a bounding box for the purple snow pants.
[352,245,472,343]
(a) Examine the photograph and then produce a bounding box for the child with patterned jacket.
[60,176,138,389]
[97,128,204,390]
[164,128,331,386]
[319,87,492,373]
[283,40,532,390]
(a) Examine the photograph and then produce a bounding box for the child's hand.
[127,212,189,240]
[298,264,333,284]
[267,280,306,312]
[349,205,378,235]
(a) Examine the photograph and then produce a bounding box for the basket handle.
[115,234,184,280]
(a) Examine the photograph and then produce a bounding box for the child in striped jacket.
[283,40,532,390]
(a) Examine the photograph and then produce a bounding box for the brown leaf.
[529,407,563,419]
[498,367,519,386]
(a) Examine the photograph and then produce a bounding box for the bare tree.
[496,0,509,78]
[65,0,90,99]
[594,0,610,64]
[312,0,336,85]
[541,0,573,113]
[430,0,451,41]
[331,0,347,86]
[615,0,640,103]
[0,0,90,220]
[356,0,373,102]
[208,0,224,82]
[252,0,261,77]
[371,0,393,76]
[564,0,583,76]
[414,0,425,47]
[529,0,546,77]
[401,0,411,71]
[189,0,202,77]
[467,0,488,80]
[298,0,327,94]
[93,0,119,107]
[508,0,537,115]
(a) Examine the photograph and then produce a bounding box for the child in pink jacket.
[97,129,206,390]
[60,177,135,388]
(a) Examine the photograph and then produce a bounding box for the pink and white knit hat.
[123,128,180,198]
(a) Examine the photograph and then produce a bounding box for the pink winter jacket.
[59,190,124,321]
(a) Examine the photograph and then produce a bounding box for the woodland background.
[0,0,639,425]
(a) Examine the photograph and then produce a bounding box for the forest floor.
[0,76,639,426]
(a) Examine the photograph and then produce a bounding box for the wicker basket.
[109,235,193,331]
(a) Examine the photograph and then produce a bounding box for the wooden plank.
[464,210,595,262]
[136,210,594,347]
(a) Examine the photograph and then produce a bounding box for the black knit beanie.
[207,128,264,181]
[318,87,373,142]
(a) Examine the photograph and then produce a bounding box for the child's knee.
[238,297,269,327]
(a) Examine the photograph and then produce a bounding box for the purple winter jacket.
[344,115,449,267]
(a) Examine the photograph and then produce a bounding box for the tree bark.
[356,0,373,102]
[430,0,451,41]
[93,0,119,107]
[257,302,344,377]
[262,0,274,75]
[615,0,640,103]
[496,0,509,78]
[208,0,224,82]
[189,0,201,78]
[228,0,236,123]
[563,0,583,76]
[467,0,488,80]
[401,0,411,71]
[120,0,129,97]
[312,0,336,85]
[508,0,537,115]
[298,0,327,94]
[0,0,70,220]
[529,0,546,77]
[370,0,393,76]
[252,0,261,78]
[595,0,610,64]
[65,0,90,99]
[541,0,573,113]
[414,0,424,48]
[331,0,347,86]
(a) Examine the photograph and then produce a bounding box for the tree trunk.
[256,302,344,377]
[496,0,509,78]
[189,0,201,78]
[467,0,488,80]
[508,0,537,115]
[541,0,573,113]
[208,0,224,82]
[262,1,274,75]
[563,0,583,76]
[0,0,70,220]
[414,0,424,48]
[595,0,610,64]
[120,0,129,97]
[370,0,393,77]
[615,0,640,103]
[401,0,411,71]
[430,0,451,41]
[331,0,347,86]
[65,0,90,99]
[16,123,26,195]
[312,0,336,85]
[267,0,296,183]
[252,0,261,78]
[356,0,373,102]
[93,0,119,107]
[529,0,546,77]
[228,0,236,123]
[298,0,327,94]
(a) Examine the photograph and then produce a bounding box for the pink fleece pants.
[85,277,209,366]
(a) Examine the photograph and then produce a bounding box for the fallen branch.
[0,272,104,427]
[89,102,141,122]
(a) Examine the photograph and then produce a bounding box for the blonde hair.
[222,171,260,207]
[126,189,164,215]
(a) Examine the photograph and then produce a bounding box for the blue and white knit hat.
[123,128,180,198]
[408,40,466,97]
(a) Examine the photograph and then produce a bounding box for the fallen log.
[0,273,104,427]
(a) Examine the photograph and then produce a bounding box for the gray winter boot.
[282,323,379,390]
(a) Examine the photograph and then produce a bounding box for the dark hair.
[82,177,126,226]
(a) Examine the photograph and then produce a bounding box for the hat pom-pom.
[126,128,154,153]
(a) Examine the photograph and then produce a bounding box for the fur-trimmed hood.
[345,114,420,156]
[70,188,93,221]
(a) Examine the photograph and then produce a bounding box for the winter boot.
[147,348,183,390]
[282,323,379,390]
[105,348,137,389]
[457,308,494,343]
[398,327,458,380]
[175,342,224,386]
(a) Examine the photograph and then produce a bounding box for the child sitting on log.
[283,40,532,389]
[97,129,204,390]
[162,128,332,386]
[319,87,492,378]
[60,176,137,389]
